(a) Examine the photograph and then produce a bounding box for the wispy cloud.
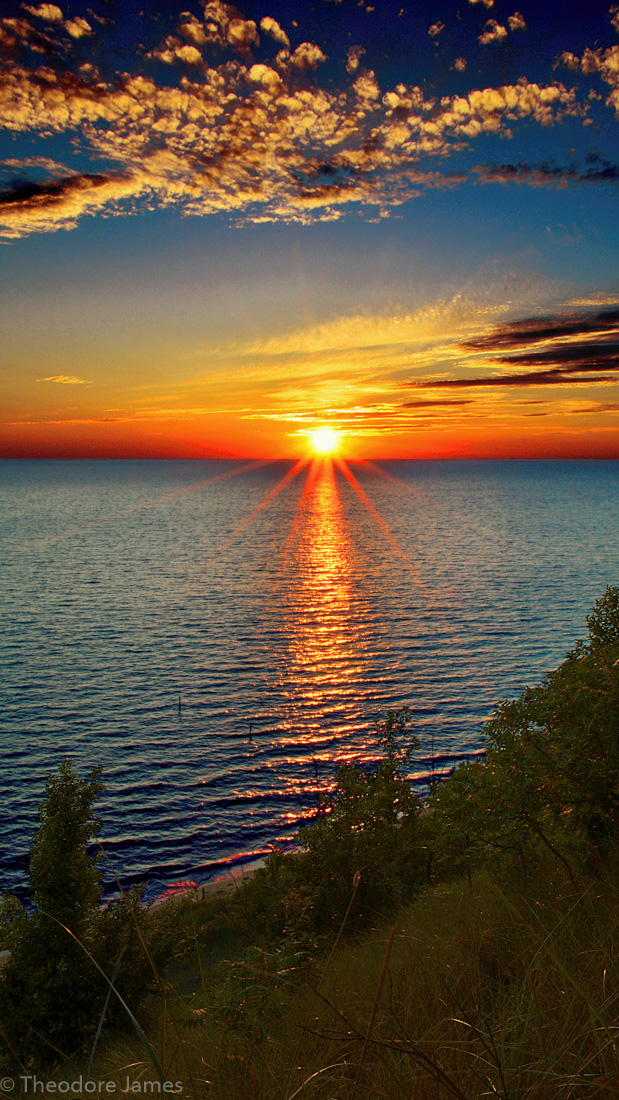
[37,374,91,384]
[404,305,619,391]
[473,156,619,187]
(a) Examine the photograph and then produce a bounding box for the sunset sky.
[0,0,617,459]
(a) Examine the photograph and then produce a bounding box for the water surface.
[0,459,616,898]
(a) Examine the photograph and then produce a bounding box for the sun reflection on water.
[274,459,378,764]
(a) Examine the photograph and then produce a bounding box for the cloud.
[65,17,92,39]
[0,2,598,237]
[0,155,67,173]
[407,305,619,391]
[401,398,472,408]
[473,157,619,187]
[479,20,508,46]
[429,22,445,39]
[345,45,365,73]
[460,306,619,351]
[0,171,142,237]
[495,346,619,368]
[259,16,289,48]
[469,0,494,8]
[556,21,619,116]
[202,1,259,51]
[570,402,619,414]
[407,365,618,389]
[23,4,63,22]
[508,12,527,33]
[178,14,207,47]
[117,289,617,439]
[37,374,90,384]
[288,42,327,70]
[453,57,467,72]
[0,16,54,53]
[353,70,380,99]
[151,2,261,61]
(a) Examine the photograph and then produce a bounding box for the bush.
[227,709,425,941]
[429,586,619,881]
[0,761,177,1070]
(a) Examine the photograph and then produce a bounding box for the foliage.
[81,855,619,1100]
[299,707,423,925]
[0,761,178,1070]
[587,584,619,648]
[429,586,619,880]
[226,708,425,941]
[214,941,310,1032]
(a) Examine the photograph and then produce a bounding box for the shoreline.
[151,804,435,909]
[150,856,267,909]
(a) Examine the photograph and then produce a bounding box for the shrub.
[228,709,425,941]
[0,761,177,1070]
[429,586,619,880]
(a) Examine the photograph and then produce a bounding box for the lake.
[0,458,617,899]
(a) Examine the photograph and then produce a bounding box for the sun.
[309,426,341,456]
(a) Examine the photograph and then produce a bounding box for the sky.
[0,0,618,459]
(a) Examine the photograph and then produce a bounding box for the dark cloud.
[571,402,619,414]
[474,158,619,187]
[0,172,117,208]
[406,303,619,391]
[408,368,617,389]
[495,344,619,368]
[409,367,615,389]
[0,168,140,234]
[461,306,619,352]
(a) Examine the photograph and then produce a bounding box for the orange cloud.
[259,16,289,48]
[557,40,619,116]
[0,3,591,238]
[479,20,508,46]
[23,4,63,22]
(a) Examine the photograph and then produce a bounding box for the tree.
[300,708,423,925]
[429,588,619,880]
[235,710,425,939]
[586,585,619,649]
[0,761,176,1069]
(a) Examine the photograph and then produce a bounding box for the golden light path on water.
[243,456,422,834]
[157,454,495,885]
[199,455,497,863]
[283,459,363,735]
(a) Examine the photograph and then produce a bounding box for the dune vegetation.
[1,588,618,1098]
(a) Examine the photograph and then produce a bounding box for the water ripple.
[0,458,617,899]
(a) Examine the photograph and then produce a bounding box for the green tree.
[0,761,176,1069]
[234,709,425,939]
[586,585,619,648]
[429,588,619,880]
[300,708,422,924]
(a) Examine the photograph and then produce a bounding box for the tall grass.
[58,851,619,1099]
